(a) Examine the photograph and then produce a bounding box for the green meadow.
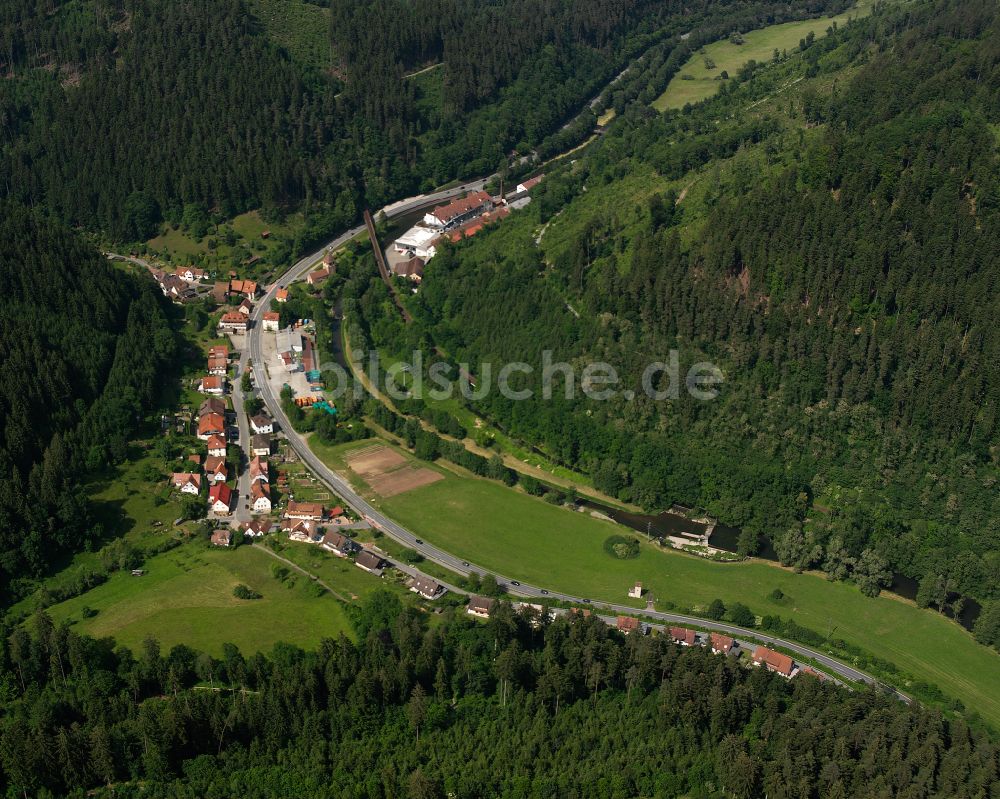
[46,541,354,656]
[316,438,1000,727]
[652,0,875,110]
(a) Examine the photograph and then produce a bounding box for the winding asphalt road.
[245,187,907,702]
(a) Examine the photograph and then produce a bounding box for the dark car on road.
[511,580,520,586]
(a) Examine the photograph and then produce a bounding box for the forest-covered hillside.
[0,204,175,600]
[1,593,997,798]
[358,0,1000,617]
[0,0,852,241]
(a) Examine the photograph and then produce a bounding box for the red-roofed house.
[275,288,289,303]
[197,413,225,440]
[208,483,233,515]
[218,312,248,333]
[171,473,202,494]
[285,501,324,521]
[199,375,225,395]
[206,434,227,457]
[307,266,330,286]
[207,354,228,375]
[229,279,258,298]
[211,528,232,547]
[249,455,269,483]
[424,191,492,230]
[204,456,228,484]
[616,615,640,635]
[670,627,697,647]
[710,633,735,655]
[752,646,796,678]
[262,311,280,331]
[250,481,271,513]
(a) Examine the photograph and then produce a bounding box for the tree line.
[0,203,176,602]
[1,593,997,797]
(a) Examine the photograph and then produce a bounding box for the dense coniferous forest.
[354,0,1000,620]
[0,204,175,599]
[0,0,851,240]
[1,594,998,797]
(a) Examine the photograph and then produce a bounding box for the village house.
[243,519,273,538]
[307,266,330,286]
[275,288,289,303]
[628,581,643,599]
[237,298,253,316]
[197,413,226,440]
[355,549,386,575]
[616,615,641,635]
[408,575,445,601]
[321,530,359,558]
[199,375,225,395]
[204,456,228,484]
[229,279,258,298]
[218,311,248,334]
[391,256,424,282]
[797,666,826,681]
[710,633,736,655]
[208,483,233,515]
[175,266,207,283]
[207,353,228,376]
[250,414,274,435]
[249,455,269,483]
[171,472,202,494]
[250,481,271,513]
[199,397,226,417]
[158,273,188,299]
[187,454,202,467]
[285,500,324,521]
[752,646,797,678]
[670,627,697,647]
[210,528,232,547]
[466,596,496,619]
[262,311,280,331]
[206,434,227,458]
[251,434,272,457]
[283,518,319,541]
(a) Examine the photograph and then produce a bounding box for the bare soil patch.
[346,445,443,497]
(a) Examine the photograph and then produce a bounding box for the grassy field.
[313,437,1000,726]
[146,210,303,277]
[248,0,332,75]
[47,541,354,655]
[652,0,874,110]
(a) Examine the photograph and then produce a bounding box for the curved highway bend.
[242,186,908,703]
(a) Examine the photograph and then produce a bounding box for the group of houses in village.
[149,262,265,309]
[391,176,543,280]
[615,615,821,680]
